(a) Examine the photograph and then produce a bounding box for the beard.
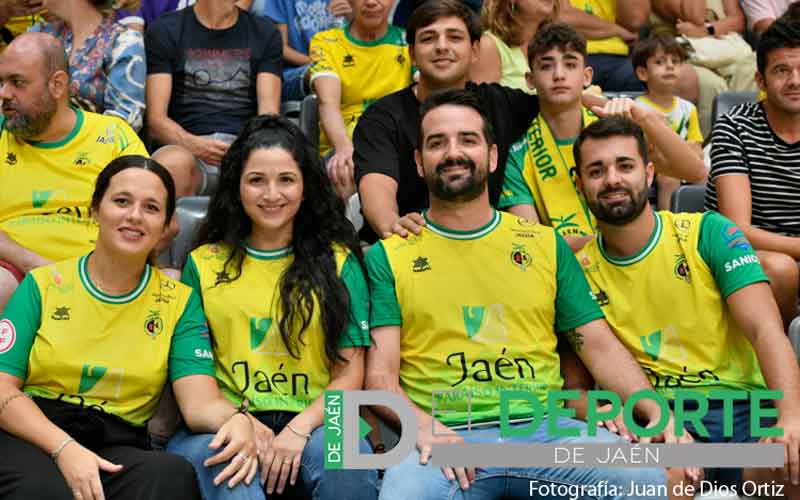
[3,95,57,140]
[426,156,488,203]
[587,182,649,226]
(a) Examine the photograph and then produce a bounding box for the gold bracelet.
[51,437,75,461]
[286,423,311,440]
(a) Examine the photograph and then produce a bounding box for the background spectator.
[309,0,413,199]
[130,0,251,30]
[0,0,45,49]
[559,0,650,92]
[259,0,350,102]
[471,0,558,92]
[740,0,793,37]
[145,0,281,168]
[30,0,146,131]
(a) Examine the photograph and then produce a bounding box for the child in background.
[632,34,704,210]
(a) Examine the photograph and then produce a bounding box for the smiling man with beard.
[364,89,674,500]
[571,116,800,496]
[0,32,147,312]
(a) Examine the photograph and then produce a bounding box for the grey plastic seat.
[711,91,758,126]
[300,94,320,154]
[670,184,706,213]
[168,196,210,270]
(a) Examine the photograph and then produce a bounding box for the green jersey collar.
[423,210,501,240]
[598,211,662,266]
[26,107,84,149]
[244,244,292,260]
[79,254,151,304]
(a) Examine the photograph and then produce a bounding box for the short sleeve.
[697,211,769,298]
[144,16,175,74]
[338,253,371,348]
[168,291,216,382]
[365,242,401,328]
[353,104,401,182]
[554,234,604,332]
[113,119,148,156]
[0,274,42,379]
[686,105,703,144]
[255,20,283,77]
[264,0,289,24]
[180,255,202,296]
[709,113,748,179]
[496,84,540,140]
[308,32,339,83]
[103,29,146,131]
[498,138,534,209]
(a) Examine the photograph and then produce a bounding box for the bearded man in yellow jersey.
[0,33,149,312]
[573,115,800,496]
[365,89,675,500]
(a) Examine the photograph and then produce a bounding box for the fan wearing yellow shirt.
[499,24,706,252]
[309,0,413,200]
[0,156,257,500]
[571,116,800,496]
[367,88,675,500]
[0,33,148,312]
[166,115,377,500]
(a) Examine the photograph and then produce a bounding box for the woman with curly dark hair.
[167,114,377,500]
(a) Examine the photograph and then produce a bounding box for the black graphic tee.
[145,7,282,136]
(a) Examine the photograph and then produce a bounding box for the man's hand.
[676,19,709,38]
[616,25,639,45]
[417,417,475,491]
[590,96,651,124]
[189,137,230,167]
[326,147,356,200]
[762,417,800,485]
[383,212,426,239]
[327,0,353,19]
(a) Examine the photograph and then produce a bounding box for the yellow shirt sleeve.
[687,106,703,144]
[308,31,338,81]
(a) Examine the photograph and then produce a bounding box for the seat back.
[168,196,210,270]
[670,184,706,213]
[711,91,758,126]
[300,94,320,154]
[789,316,800,361]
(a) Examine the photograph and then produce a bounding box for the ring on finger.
[235,452,249,463]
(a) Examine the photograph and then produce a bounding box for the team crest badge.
[674,255,691,283]
[144,310,163,339]
[412,256,431,273]
[510,243,532,271]
[5,153,16,165]
[0,319,16,353]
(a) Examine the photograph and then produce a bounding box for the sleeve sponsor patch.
[0,319,16,354]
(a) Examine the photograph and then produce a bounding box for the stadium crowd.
[0,0,799,499]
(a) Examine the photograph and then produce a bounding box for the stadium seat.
[711,91,758,126]
[670,184,706,213]
[281,100,302,127]
[789,316,800,361]
[168,196,210,270]
[300,94,320,154]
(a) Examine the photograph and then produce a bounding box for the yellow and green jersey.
[0,255,215,426]
[569,0,629,55]
[183,243,370,413]
[499,108,598,239]
[0,109,147,262]
[636,96,703,143]
[308,24,413,156]
[1,14,43,49]
[577,211,768,397]
[366,210,603,426]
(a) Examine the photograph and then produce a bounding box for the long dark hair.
[197,115,365,364]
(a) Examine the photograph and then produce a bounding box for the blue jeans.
[167,412,378,500]
[380,418,667,500]
[282,65,308,102]
[587,54,644,92]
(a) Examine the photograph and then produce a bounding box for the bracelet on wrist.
[51,437,75,461]
[286,423,311,440]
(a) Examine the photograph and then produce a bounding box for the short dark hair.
[631,34,687,73]
[573,116,649,173]
[418,89,495,146]
[406,0,482,46]
[757,16,800,75]
[526,22,587,69]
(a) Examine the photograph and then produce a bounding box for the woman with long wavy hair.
[166,114,377,500]
[471,0,559,92]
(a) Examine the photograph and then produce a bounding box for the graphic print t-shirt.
[145,6,282,136]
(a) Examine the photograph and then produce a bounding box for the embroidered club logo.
[510,243,532,270]
[412,256,431,273]
[0,319,16,353]
[144,310,163,339]
[674,255,691,283]
[5,153,16,165]
[722,225,751,251]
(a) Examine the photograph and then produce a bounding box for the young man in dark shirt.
[353,0,543,243]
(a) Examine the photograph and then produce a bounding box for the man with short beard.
[0,32,148,312]
[365,90,673,500]
[572,116,800,496]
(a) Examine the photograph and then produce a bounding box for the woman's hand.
[249,415,276,485]
[262,425,309,495]
[56,441,122,500]
[204,413,258,489]
[676,19,709,38]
